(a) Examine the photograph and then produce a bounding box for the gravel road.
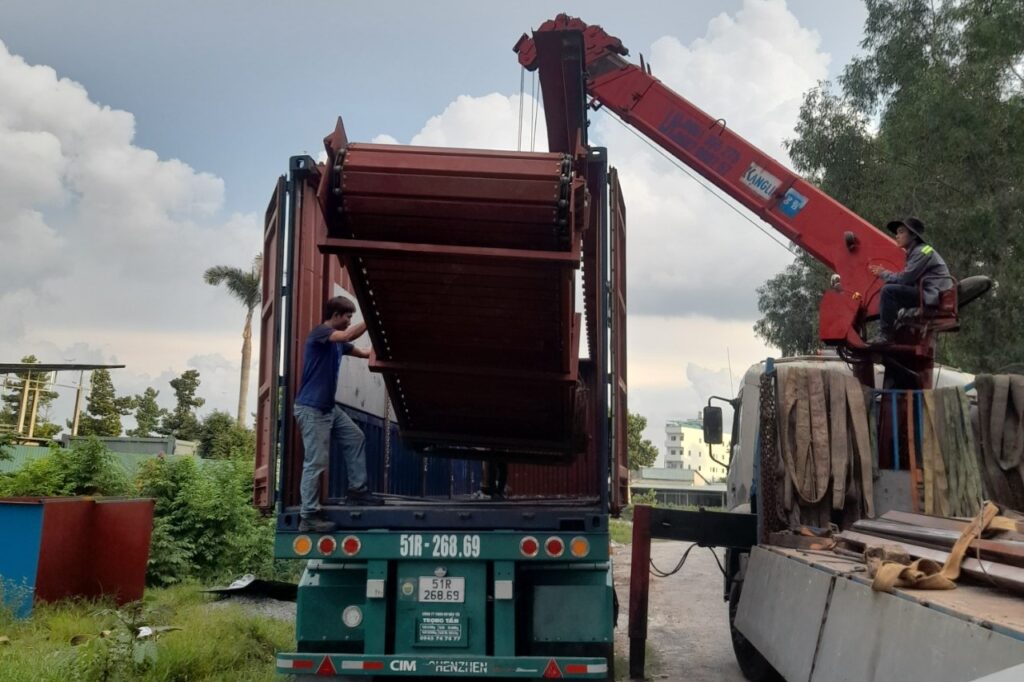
[612,539,746,681]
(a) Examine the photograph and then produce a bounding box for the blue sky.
[0,0,868,452]
[0,0,865,213]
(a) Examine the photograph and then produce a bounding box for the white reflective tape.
[588,663,609,673]
[341,660,363,670]
[276,658,293,669]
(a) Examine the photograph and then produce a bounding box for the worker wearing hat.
[867,217,953,345]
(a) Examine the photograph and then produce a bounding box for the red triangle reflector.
[316,656,337,676]
[543,658,563,678]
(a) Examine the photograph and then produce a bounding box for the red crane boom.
[515,15,966,387]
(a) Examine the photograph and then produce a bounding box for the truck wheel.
[728,581,782,682]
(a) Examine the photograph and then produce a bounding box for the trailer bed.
[736,545,1024,681]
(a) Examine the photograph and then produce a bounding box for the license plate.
[418,576,465,603]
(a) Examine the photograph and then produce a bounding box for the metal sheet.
[813,570,1024,681]
[734,546,834,682]
[609,167,629,510]
[254,176,284,509]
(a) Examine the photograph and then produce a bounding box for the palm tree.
[204,254,262,427]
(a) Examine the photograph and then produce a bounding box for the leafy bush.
[135,451,279,587]
[0,437,129,497]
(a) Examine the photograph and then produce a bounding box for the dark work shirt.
[295,324,353,412]
[879,242,953,306]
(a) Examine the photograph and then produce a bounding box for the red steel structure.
[315,120,590,462]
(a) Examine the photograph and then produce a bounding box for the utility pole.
[71,370,85,436]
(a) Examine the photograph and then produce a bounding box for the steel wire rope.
[517,66,526,151]
[531,70,542,152]
[596,107,795,255]
[648,542,728,578]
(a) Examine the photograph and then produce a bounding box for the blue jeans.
[294,403,367,517]
[880,284,920,332]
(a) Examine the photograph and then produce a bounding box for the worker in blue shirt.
[867,217,953,345]
[293,296,378,532]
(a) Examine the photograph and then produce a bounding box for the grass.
[609,518,633,544]
[0,585,293,681]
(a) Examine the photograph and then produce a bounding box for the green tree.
[74,369,134,437]
[758,0,1024,372]
[197,409,255,459]
[754,252,832,356]
[627,412,659,470]
[204,255,262,427]
[158,370,205,442]
[127,387,165,438]
[0,355,61,439]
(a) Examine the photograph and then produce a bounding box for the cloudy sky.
[0,0,867,457]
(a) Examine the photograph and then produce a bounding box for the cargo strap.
[776,366,873,520]
[975,374,1024,509]
[869,501,1002,592]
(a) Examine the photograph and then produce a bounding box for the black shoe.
[347,488,383,506]
[298,514,337,533]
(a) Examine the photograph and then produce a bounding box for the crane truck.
[254,13,1019,682]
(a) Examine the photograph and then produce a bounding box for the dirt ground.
[612,539,746,682]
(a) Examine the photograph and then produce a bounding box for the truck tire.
[728,581,782,682]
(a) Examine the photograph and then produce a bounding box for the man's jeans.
[294,403,368,518]
[880,283,920,332]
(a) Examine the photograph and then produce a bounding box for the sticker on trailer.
[779,187,808,217]
[741,162,782,199]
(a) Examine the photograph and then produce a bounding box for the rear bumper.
[277,653,609,678]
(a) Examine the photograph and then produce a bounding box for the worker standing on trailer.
[867,217,953,345]
[293,296,379,533]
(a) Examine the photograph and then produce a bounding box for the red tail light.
[341,535,361,556]
[520,536,539,557]
[545,537,565,558]
[317,536,337,556]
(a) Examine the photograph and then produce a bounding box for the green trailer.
[254,129,628,677]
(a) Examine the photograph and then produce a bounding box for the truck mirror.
[703,406,723,444]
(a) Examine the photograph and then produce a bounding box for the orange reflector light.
[293,535,313,556]
[341,535,361,556]
[570,536,590,558]
[520,536,539,557]
[317,536,337,556]
[545,536,565,558]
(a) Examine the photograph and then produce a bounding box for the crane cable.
[596,107,795,255]
[517,66,525,151]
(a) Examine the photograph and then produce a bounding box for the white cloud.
[0,38,260,429]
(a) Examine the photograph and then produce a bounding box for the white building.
[663,418,731,484]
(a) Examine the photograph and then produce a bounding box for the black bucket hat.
[886,216,927,243]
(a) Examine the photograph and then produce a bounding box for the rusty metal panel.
[280,166,346,509]
[254,177,284,510]
[321,142,589,462]
[610,168,629,509]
